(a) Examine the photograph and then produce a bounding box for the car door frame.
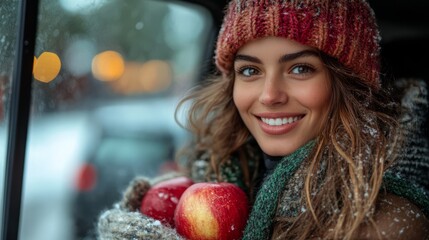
[2,0,39,239]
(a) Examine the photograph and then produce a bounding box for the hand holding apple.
[174,182,249,240]
[140,176,194,227]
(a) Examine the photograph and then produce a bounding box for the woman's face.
[233,37,332,156]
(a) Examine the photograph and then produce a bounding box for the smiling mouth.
[260,115,304,126]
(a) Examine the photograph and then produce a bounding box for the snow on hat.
[215,0,381,89]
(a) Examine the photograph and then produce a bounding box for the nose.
[259,74,288,106]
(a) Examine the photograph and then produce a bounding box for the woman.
[98,0,429,239]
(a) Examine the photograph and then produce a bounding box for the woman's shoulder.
[358,193,429,239]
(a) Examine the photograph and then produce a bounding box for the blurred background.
[0,0,214,239]
[0,0,428,239]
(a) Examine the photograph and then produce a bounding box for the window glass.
[0,0,20,234]
[19,0,213,239]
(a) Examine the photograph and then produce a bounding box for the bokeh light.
[91,50,125,82]
[33,52,62,83]
[59,0,107,14]
[109,60,173,94]
[139,60,172,92]
[64,38,96,77]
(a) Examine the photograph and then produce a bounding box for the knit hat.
[215,0,381,90]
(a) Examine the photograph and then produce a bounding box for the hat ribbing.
[215,0,381,90]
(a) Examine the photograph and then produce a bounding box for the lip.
[256,112,304,118]
[255,112,304,135]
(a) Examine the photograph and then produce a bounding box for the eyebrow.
[234,49,320,64]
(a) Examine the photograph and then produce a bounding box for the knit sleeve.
[383,79,429,216]
[96,173,186,239]
[97,208,184,240]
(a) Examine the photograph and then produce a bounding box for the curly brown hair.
[175,72,252,178]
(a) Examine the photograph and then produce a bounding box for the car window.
[0,0,20,234]
[4,0,213,239]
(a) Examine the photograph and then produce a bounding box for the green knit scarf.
[242,140,315,240]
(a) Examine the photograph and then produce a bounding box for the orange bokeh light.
[91,50,125,81]
[33,52,62,83]
[109,60,173,94]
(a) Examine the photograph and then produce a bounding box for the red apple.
[174,182,249,240]
[140,176,194,227]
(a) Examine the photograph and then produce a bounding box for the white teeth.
[261,116,302,126]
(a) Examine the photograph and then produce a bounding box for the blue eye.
[291,64,314,74]
[238,67,259,77]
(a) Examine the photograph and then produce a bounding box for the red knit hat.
[215,0,381,90]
